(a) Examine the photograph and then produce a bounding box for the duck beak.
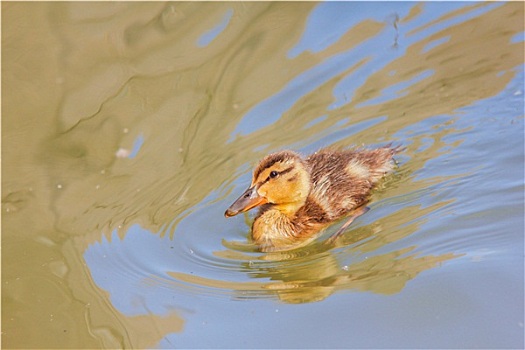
[224,185,268,217]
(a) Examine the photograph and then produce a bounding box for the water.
[2,2,524,349]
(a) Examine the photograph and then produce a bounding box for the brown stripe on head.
[252,150,304,183]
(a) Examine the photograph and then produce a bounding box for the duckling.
[225,146,401,252]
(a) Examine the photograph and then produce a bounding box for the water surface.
[2,2,524,349]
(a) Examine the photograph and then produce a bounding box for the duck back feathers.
[304,147,399,222]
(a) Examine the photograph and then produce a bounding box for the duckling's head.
[225,151,311,218]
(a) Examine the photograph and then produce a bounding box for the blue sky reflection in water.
[2,1,523,349]
[231,2,504,137]
[82,2,524,349]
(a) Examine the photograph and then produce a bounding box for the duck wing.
[305,148,398,221]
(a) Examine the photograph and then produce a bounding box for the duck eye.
[269,171,278,178]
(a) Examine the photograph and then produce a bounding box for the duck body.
[225,146,401,252]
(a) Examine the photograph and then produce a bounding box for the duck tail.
[383,143,405,155]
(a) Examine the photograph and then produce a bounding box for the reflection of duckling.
[225,146,401,252]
